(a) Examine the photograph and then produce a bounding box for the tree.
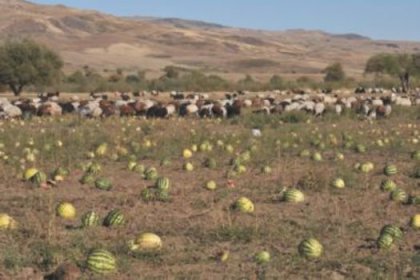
[163,66,179,79]
[269,75,284,89]
[365,53,420,92]
[323,63,345,82]
[0,39,63,96]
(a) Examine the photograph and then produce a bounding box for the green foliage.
[0,39,63,95]
[365,53,420,91]
[269,74,284,89]
[163,65,180,79]
[323,63,345,82]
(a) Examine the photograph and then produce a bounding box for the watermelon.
[86,249,116,274]
[409,196,420,205]
[141,188,155,202]
[412,150,420,161]
[311,152,322,161]
[230,157,242,166]
[32,171,47,186]
[81,211,100,228]
[127,161,137,171]
[144,167,158,180]
[283,189,305,203]
[254,251,271,264]
[261,166,272,174]
[299,149,311,158]
[56,202,76,219]
[155,177,170,192]
[204,158,217,169]
[103,209,124,227]
[160,158,171,166]
[384,164,397,176]
[95,143,108,157]
[128,233,162,251]
[380,225,403,240]
[234,197,254,213]
[390,189,408,203]
[377,233,394,249]
[0,213,17,230]
[157,190,170,202]
[23,168,39,181]
[95,178,112,191]
[355,144,366,153]
[298,238,323,258]
[133,164,145,174]
[52,167,70,178]
[380,179,397,192]
[86,162,101,175]
[80,174,95,185]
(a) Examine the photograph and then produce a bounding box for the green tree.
[365,53,420,92]
[0,39,63,96]
[269,75,284,89]
[163,66,179,79]
[323,63,345,82]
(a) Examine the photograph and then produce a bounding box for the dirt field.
[0,108,419,279]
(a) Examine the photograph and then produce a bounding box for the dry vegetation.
[0,106,419,279]
[1,0,420,80]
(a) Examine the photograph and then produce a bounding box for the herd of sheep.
[0,88,419,120]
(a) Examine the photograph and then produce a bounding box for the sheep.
[0,103,22,119]
[314,102,325,117]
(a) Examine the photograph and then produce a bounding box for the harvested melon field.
[0,108,419,279]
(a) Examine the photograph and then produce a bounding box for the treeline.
[59,65,419,93]
[1,39,420,96]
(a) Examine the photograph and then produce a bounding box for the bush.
[323,63,345,83]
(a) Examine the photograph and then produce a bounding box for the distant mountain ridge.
[1,0,419,80]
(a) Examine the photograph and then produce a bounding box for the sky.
[30,0,420,41]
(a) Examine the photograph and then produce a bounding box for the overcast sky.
[30,0,420,41]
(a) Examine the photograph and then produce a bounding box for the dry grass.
[0,108,419,279]
[2,1,420,78]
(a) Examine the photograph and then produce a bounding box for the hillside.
[1,0,420,80]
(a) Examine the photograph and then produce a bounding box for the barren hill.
[1,0,420,80]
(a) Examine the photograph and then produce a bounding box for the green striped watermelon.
[95,178,112,191]
[133,164,145,174]
[380,225,403,240]
[32,171,47,186]
[380,179,397,192]
[86,162,101,175]
[103,209,124,227]
[377,233,394,249]
[384,164,397,176]
[86,249,116,274]
[157,190,170,202]
[390,189,408,203]
[283,189,305,203]
[81,211,100,228]
[80,174,95,185]
[155,177,170,192]
[141,188,155,202]
[144,167,158,180]
[298,238,323,258]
